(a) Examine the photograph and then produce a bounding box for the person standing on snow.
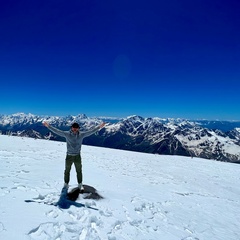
[43,121,105,190]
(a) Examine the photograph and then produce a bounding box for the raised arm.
[43,121,66,137]
[81,122,106,138]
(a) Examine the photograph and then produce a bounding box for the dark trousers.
[64,154,82,184]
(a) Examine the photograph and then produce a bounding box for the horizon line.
[0,112,240,122]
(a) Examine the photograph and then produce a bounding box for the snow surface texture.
[0,135,240,240]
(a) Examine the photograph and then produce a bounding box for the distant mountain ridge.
[0,113,240,163]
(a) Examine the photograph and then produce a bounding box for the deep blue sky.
[0,0,240,120]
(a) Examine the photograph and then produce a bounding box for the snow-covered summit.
[0,135,239,240]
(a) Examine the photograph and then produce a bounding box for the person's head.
[71,122,80,134]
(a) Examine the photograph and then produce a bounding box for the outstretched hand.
[99,122,106,129]
[43,121,50,127]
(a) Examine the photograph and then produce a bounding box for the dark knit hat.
[71,122,80,128]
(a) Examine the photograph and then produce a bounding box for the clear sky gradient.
[0,0,239,120]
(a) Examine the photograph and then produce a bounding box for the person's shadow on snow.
[56,184,103,210]
[25,184,103,210]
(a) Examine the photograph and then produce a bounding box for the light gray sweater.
[47,125,100,155]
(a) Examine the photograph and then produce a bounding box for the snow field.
[0,135,240,240]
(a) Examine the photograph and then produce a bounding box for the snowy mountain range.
[0,113,240,163]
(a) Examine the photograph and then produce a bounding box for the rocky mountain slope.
[0,113,240,163]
